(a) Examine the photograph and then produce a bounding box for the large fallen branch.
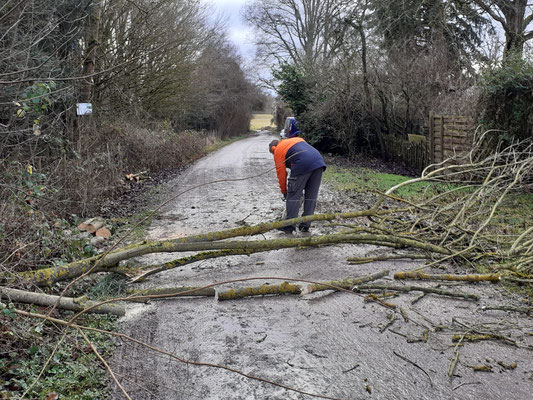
[18,218,443,287]
[9,136,533,291]
[0,287,125,316]
[218,281,302,300]
[124,271,390,302]
[353,284,480,301]
[347,254,429,264]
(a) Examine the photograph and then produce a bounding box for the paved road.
[112,132,533,400]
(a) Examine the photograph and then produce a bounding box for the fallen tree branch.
[380,312,397,333]
[303,270,389,294]
[363,294,397,309]
[394,271,501,282]
[126,272,389,303]
[347,254,428,264]
[449,332,467,378]
[126,286,216,299]
[217,271,390,300]
[0,287,125,316]
[353,284,479,301]
[129,248,267,282]
[451,318,531,349]
[70,275,383,319]
[218,281,302,300]
[481,305,533,315]
[19,228,442,286]
[452,334,497,342]
[15,209,412,286]
[392,350,433,387]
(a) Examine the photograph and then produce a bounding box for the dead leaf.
[45,392,59,400]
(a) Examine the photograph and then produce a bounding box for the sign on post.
[76,103,93,116]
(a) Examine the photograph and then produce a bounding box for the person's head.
[269,139,279,154]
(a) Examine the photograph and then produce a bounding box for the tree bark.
[393,271,500,282]
[0,287,124,316]
[82,1,102,102]
[16,209,409,286]
[354,284,479,301]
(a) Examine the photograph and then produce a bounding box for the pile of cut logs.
[77,217,112,239]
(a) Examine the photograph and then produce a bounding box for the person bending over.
[269,137,326,234]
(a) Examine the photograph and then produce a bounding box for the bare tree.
[467,0,533,59]
[245,0,350,71]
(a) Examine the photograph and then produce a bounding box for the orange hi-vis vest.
[273,137,305,194]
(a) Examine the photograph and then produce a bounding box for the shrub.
[477,57,533,143]
[272,64,311,118]
[0,118,217,275]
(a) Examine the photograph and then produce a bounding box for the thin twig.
[77,328,132,400]
[20,332,67,400]
[393,351,433,387]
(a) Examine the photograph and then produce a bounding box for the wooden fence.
[382,114,474,173]
[382,135,429,173]
[429,113,474,164]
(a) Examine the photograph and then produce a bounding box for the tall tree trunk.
[471,0,531,60]
[358,22,372,112]
[82,1,102,102]
[503,0,527,59]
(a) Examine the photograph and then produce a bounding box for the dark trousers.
[285,167,324,229]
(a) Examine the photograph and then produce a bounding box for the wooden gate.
[429,113,474,164]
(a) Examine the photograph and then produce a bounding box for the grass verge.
[323,162,533,232]
[249,113,273,130]
[323,164,439,199]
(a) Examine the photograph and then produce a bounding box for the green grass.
[492,193,533,233]
[323,165,438,199]
[250,113,273,130]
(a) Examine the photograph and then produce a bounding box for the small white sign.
[77,103,93,116]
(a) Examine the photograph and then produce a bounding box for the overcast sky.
[204,0,255,60]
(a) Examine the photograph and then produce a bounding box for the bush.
[272,64,311,118]
[0,118,217,275]
[302,86,378,156]
[477,57,533,143]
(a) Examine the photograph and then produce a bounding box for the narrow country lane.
[111,132,533,400]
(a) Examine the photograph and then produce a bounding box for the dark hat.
[269,139,279,153]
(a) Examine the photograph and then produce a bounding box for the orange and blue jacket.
[273,137,326,194]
